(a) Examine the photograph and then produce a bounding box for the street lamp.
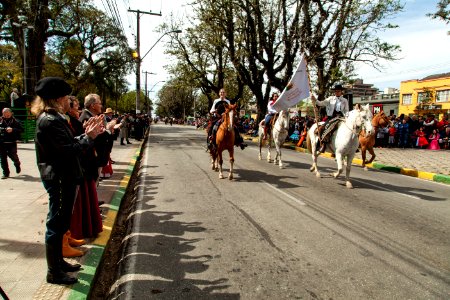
[135,29,182,114]
[12,17,34,95]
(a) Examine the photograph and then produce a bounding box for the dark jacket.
[79,109,114,168]
[0,116,23,143]
[35,109,93,182]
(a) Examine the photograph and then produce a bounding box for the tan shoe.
[67,231,85,247]
[62,233,83,258]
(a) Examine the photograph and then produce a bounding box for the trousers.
[42,179,79,246]
[0,142,20,176]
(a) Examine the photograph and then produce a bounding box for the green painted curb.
[433,174,450,184]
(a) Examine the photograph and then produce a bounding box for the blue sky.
[355,0,450,90]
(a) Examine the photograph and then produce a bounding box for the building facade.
[399,73,450,118]
[353,92,400,117]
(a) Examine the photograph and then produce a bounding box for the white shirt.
[210,98,230,113]
[267,100,277,114]
[315,95,349,117]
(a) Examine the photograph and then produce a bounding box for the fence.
[12,107,35,143]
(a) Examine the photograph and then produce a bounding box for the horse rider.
[311,84,349,153]
[207,88,247,150]
[262,92,279,140]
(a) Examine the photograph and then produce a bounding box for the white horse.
[307,104,373,188]
[258,110,290,168]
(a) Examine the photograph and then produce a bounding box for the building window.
[417,92,430,103]
[402,94,412,105]
[436,90,450,103]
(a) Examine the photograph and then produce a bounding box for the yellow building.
[399,73,450,118]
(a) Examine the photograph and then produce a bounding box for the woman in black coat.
[32,77,104,285]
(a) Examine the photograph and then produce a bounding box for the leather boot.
[46,243,78,285]
[319,142,327,153]
[66,231,85,247]
[62,233,83,258]
[60,258,81,272]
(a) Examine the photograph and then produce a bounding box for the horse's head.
[223,104,236,132]
[359,104,374,137]
[349,104,373,137]
[374,111,392,128]
[278,110,289,129]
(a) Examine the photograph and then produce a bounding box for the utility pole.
[128,9,161,113]
[142,71,155,100]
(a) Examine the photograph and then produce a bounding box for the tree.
[156,79,196,119]
[299,0,402,102]
[428,0,450,24]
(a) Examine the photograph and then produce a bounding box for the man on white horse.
[207,88,247,151]
[312,84,349,153]
[262,92,279,140]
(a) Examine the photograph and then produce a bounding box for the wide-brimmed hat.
[332,84,345,91]
[35,77,72,100]
[105,108,113,114]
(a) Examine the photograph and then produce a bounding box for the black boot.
[46,243,78,285]
[60,259,81,272]
[319,142,327,153]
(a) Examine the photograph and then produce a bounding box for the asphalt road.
[110,123,450,299]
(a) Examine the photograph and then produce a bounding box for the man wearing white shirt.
[312,84,349,153]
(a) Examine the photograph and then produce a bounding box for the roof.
[421,72,450,80]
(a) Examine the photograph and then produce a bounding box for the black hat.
[35,77,72,100]
[332,84,345,91]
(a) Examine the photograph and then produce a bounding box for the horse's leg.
[332,152,343,179]
[267,136,272,162]
[228,148,234,180]
[258,133,263,160]
[218,150,224,179]
[275,141,282,168]
[366,146,376,164]
[360,146,367,168]
[308,135,319,176]
[345,154,355,189]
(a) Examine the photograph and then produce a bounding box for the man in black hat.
[312,84,349,153]
[32,77,104,285]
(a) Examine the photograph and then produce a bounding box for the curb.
[67,143,145,300]
[245,136,450,185]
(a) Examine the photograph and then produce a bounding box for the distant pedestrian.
[0,108,23,179]
[397,119,409,148]
[387,124,396,148]
[32,77,104,285]
[10,88,19,108]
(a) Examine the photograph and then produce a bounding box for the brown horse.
[358,110,392,169]
[210,104,236,179]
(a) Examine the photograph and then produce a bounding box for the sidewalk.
[244,135,450,184]
[0,140,142,299]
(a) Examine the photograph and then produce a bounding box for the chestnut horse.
[210,104,236,180]
[358,111,392,169]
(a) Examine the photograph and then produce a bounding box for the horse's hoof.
[363,166,368,171]
[219,174,224,179]
[315,172,321,178]
[346,181,354,189]
[309,166,314,172]
[332,172,339,178]
[228,175,233,180]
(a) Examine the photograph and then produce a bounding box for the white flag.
[273,55,310,112]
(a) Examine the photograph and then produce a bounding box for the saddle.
[267,113,279,131]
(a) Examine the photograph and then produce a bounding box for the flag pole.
[304,56,323,150]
